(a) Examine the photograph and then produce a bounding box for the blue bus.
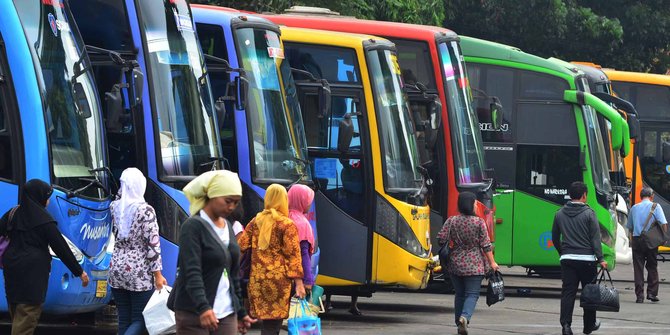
[191,6,320,272]
[70,0,221,284]
[0,0,113,314]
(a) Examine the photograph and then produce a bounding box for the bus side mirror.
[580,146,587,171]
[105,85,123,132]
[215,97,227,131]
[130,68,144,108]
[430,98,442,131]
[627,114,640,140]
[73,82,92,119]
[318,81,331,118]
[337,114,354,154]
[662,142,670,162]
[235,76,247,111]
[490,97,503,131]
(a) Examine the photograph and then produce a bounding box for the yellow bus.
[604,69,670,254]
[279,27,432,291]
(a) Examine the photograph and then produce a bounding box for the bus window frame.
[0,33,25,185]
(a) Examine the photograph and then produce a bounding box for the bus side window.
[0,42,15,182]
[468,64,514,143]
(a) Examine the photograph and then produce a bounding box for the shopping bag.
[486,270,505,306]
[580,269,620,312]
[142,287,176,335]
[288,299,321,335]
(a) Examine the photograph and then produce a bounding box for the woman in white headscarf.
[109,168,167,335]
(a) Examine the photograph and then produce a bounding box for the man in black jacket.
[552,181,607,335]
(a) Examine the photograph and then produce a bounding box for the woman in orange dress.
[238,184,305,335]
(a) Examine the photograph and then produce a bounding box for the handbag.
[486,270,505,306]
[580,269,620,312]
[288,298,321,335]
[0,206,19,269]
[142,287,176,335]
[639,203,669,250]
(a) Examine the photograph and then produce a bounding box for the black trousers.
[632,237,659,299]
[560,259,597,328]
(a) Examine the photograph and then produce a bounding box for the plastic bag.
[486,271,505,306]
[288,299,321,335]
[142,287,176,335]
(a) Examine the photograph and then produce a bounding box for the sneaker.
[457,316,468,335]
[647,295,660,302]
[583,319,601,334]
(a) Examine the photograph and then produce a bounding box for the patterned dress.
[238,218,303,319]
[437,214,492,277]
[109,202,162,291]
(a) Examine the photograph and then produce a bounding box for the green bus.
[460,37,630,272]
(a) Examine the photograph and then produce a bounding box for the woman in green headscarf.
[238,184,305,335]
[169,170,256,335]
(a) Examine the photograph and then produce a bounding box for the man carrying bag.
[626,187,668,303]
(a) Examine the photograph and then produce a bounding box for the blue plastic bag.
[288,299,321,335]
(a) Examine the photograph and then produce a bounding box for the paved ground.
[2,258,669,334]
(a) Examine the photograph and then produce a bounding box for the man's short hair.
[568,181,588,200]
[640,187,654,199]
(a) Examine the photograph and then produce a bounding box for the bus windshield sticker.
[314,158,337,179]
[267,47,284,59]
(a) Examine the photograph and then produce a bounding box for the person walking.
[238,184,305,335]
[552,181,607,335]
[0,179,90,335]
[287,185,316,294]
[109,168,167,335]
[437,192,499,335]
[170,170,256,335]
[626,187,668,303]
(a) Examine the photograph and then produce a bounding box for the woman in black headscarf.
[0,179,90,335]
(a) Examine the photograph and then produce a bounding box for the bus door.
[0,33,21,213]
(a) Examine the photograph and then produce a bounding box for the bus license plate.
[96,280,108,298]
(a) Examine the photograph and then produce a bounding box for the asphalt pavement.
[3,258,669,334]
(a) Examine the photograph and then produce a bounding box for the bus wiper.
[66,177,108,199]
[199,156,229,171]
[89,167,119,195]
[285,157,312,189]
[411,165,433,204]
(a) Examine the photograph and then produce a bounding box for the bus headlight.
[375,195,428,258]
[600,226,614,248]
[49,234,84,262]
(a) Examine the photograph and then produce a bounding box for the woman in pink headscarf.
[287,185,316,291]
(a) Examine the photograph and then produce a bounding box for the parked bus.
[461,36,630,271]
[273,26,431,291]
[70,0,221,283]
[190,5,320,272]
[258,6,495,276]
[604,69,670,252]
[0,0,113,313]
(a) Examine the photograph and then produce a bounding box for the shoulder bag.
[0,206,19,269]
[639,203,669,250]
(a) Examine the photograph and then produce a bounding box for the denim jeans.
[450,275,483,325]
[112,288,154,335]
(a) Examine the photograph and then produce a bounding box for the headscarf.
[112,168,147,239]
[183,170,242,216]
[13,179,55,231]
[457,191,477,216]
[288,184,315,254]
[255,184,290,250]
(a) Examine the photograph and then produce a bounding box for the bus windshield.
[14,0,105,197]
[581,79,613,195]
[235,28,310,183]
[367,49,422,194]
[438,41,486,185]
[137,0,219,177]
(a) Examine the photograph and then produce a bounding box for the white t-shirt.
[200,210,234,319]
[232,220,244,236]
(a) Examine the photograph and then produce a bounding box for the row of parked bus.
[0,0,667,315]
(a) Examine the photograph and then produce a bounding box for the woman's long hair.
[457,192,477,216]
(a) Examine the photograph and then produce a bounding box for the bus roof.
[258,6,458,43]
[460,36,579,78]
[279,26,394,50]
[191,4,240,13]
[192,4,279,32]
[603,69,670,86]
[571,62,611,86]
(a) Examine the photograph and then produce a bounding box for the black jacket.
[168,215,246,318]
[0,209,84,304]
[551,202,604,262]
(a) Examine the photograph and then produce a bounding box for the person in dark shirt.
[552,181,607,335]
[0,179,90,335]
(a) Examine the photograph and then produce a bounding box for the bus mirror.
[627,114,640,140]
[235,76,247,111]
[73,82,91,119]
[580,146,587,171]
[662,142,670,162]
[430,98,442,131]
[490,97,503,131]
[130,68,144,107]
[215,97,227,131]
[337,114,354,154]
[105,85,123,132]
[318,81,331,118]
